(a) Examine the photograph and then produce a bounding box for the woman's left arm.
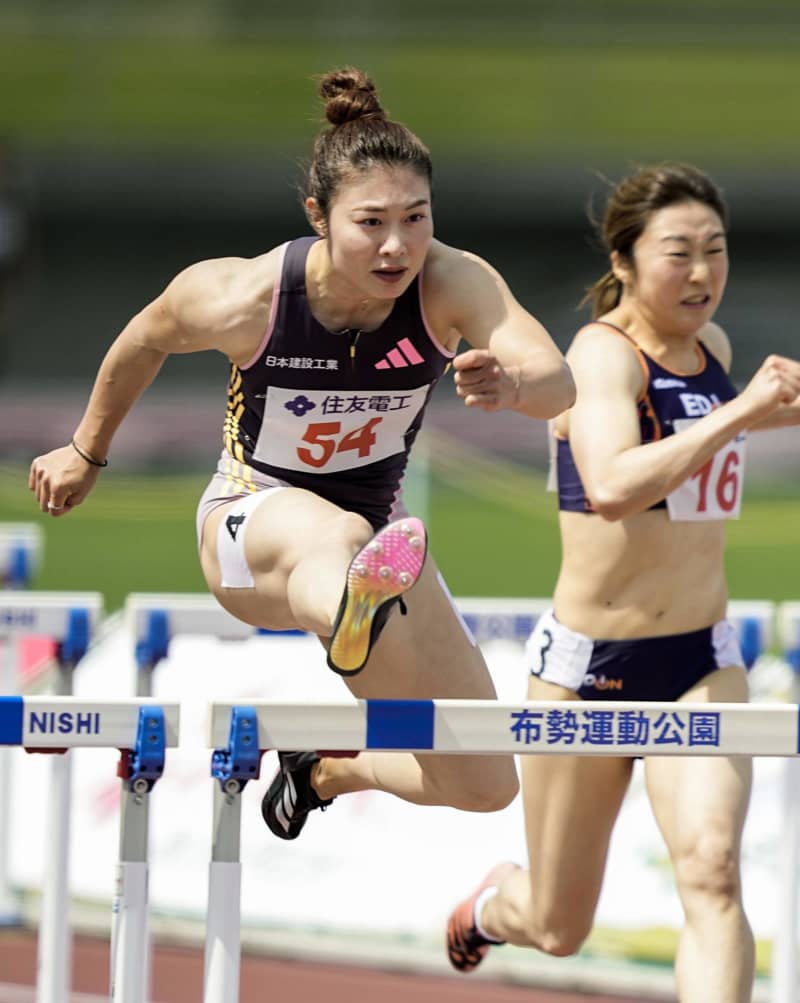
[432,248,575,419]
[748,399,800,430]
[700,323,800,431]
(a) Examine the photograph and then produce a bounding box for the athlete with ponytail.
[446,162,800,1003]
[29,67,574,838]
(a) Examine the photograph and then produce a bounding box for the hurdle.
[0,591,103,958]
[771,602,800,1003]
[204,691,793,1002]
[124,592,775,664]
[1,525,44,926]
[453,596,551,645]
[124,592,305,698]
[0,694,180,1003]
[456,596,776,662]
[0,523,43,589]
[130,592,779,1003]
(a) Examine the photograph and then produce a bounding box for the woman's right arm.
[29,255,274,515]
[569,331,799,521]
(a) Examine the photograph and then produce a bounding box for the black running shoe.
[261,751,333,840]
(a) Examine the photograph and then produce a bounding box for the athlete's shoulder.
[165,244,287,332]
[566,320,646,396]
[567,319,636,358]
[697,321,732,372]
[172,244,285,302]
[423,239,500,284]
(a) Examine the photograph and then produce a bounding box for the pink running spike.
[327,517,427,675]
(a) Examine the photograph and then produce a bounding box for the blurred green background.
[0,0,798,611]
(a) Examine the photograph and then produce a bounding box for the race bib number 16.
[666,418,746,522]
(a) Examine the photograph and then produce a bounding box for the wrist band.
[71,438,108,468]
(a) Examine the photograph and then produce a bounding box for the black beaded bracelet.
[71,438,108,468]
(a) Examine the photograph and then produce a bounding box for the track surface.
[0,929,656,1002]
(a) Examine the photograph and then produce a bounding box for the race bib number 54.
[666,418,746,522]
[252,384,430,475]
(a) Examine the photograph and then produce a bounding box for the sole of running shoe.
[327,517,427,676]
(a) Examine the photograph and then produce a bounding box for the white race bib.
[252,384,430,474]
[665,418,746,522]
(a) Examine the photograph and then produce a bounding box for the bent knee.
[673,835,742,903]
[329,510,375,551]
[450,768,519,813]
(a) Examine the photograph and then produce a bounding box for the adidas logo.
[375,337,425,369]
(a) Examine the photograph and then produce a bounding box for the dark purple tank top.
[222,236,453,529]
[557,322,738,513]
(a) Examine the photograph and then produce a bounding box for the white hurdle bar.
[204,695,797,1003]
[124,592,304,697]
[0,696,180,1003]
[456,596,775,664]
[0,589,103,994]
[772,603,800,1003]
[209,699,800,759]
[0,523,43,588]
[124,591,774,660]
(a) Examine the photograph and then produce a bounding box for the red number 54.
[297,417,383,468]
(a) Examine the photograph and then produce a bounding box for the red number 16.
[693,450,740,513]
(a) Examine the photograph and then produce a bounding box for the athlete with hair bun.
[446,162,800,1003]
[29,66,574,837]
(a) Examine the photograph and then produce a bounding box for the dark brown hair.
[304,67,432,223]
[581,162,729,318]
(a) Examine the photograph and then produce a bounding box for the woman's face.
[618,199,729,336]
[314,164,434,301]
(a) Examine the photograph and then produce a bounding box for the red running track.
[0,929,657,1003]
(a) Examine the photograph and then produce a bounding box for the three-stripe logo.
[276,772,297,833]
[375,338,425,370]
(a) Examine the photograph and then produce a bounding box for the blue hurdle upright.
[0,523,43,590]
[0,694,180,1003]
[0,589,103,982]
[771,602,800,1003]
[0,524,45,924]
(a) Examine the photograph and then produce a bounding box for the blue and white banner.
[5,622,793,947]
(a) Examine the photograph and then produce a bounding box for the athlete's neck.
[603,307,702,373]
[306,239,394,334]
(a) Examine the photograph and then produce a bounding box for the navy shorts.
[525,609,745,702]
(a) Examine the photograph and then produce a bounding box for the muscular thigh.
[522,676,634,925]
[343,555,495,701]
[199,487,370,629]
[645,665,752,859]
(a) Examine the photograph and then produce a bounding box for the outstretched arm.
[427,248,574,419]
[29,254,275,515]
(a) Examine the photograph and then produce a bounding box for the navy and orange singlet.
[556,321,739,513]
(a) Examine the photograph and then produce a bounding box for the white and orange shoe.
[446,862,521,973]
[326,517,427,676]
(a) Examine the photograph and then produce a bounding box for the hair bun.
[319,66,385,126]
